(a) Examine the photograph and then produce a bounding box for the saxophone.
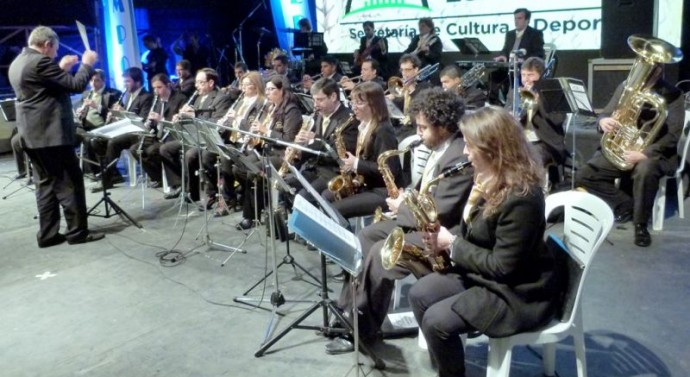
[278,112,316,177]
[372,139,423,222]
[380,161,472,278]
[600,35,683,171]
[327,114,360,200]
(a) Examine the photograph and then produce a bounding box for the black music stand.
[535,77,596,188]
[0,99,35,198]
[255,189,385,372]
[452,37,490,57]
[162,119,196,225]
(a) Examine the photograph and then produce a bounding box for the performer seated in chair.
[172,59,196,98]
[575,64,684,247]
[286,77,358,203]
[128,73,187,188]
[387,54,432,140]
[209,71,267,217]
[325,88,473,355]
[320,81,401,220]
[159,67,233,205]
[234,74,302,230]
[408,106,558,377]
[301,55,342,93]
[90,67,153,193]
[439,64,486,110]
[340,58,386,93]
[504,57,568,180]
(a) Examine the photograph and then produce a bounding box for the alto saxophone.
[278,111,316,177]
[381,161,472,278]
[327,114,361,200]
[372,140,422,222]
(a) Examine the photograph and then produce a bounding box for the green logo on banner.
[344,0,431,17]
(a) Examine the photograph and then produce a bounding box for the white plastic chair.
[481,191,614,377]
[651,115,690,230]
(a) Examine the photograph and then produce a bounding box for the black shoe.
[198,196,217,211]
[38,234,66,248]
[67,231,105,245]
[163,187,182,200]
[325,337,354,355]
[634,224,651,247]
[14,172,27,180]
[235,218,254,230]
[614,209,633,223]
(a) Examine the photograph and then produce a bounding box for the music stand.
[255,191,385,373]
[535,77,596,188]
[0,99,16,122]
[164,119,199,225]
[0,98,34,198]
[452,38,490,57]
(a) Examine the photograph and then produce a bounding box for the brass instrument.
[372,146,411,222]
[278,112,316,177]
[600,35,683,170]
[518,87,537,130]
[264,48,288,68]
[327,114,361,200]
[381,161,472,278]
[456,63,486,95]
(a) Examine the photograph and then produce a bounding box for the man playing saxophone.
[576,63,684,247]
[324,88,473,355]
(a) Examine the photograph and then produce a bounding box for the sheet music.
[386,98,404,120]
[75,20,91,51]
[289,195,362,275]
[88,119,145,138]
[568,82,594,113]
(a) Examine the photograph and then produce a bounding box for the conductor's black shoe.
[634,224,651,247]
[325,337,354,355]
[163,187,182,199]
[38,234,66,248]
[67,231,105,245]
[236,218,254,230]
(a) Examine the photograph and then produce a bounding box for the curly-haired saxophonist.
[325,88,473,355]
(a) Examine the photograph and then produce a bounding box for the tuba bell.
[600,34,683,171]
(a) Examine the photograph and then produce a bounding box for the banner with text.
[315,0,602,54]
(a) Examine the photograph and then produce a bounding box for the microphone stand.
[510,49,522,116]
[235,0,264,66]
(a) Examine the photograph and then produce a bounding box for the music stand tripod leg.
[87,157,143,228]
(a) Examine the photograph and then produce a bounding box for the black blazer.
[193,88,233,122]
[356,119,403,188]
[310,104,359,177]
[122,88,154,118]
[174,77,196,98]
[268,100,302,145]
[449,186,557,337]
[397,135,473,230]
[500,26,545,59]
[9,48,94,148]
[358,36,388,63]
[404,34,443,67]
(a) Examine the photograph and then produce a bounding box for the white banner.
[102,0,140,90]
[316,0,602,54]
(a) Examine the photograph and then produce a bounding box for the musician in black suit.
[90,67,154,192]
[354,21,388,74]
[8,26,104,247]
[321,81,402,219]
[289,78,358,202]
[388,54,432,140]
[271,55,300,84]
[409,107,558,377]
[301,55,343,93]
[504,58,567,169]
[235,74,303,229]
[340,58,386,93]
[440,65,486,109]
[404,18,442,69]
[576,66,684,247]
[173,59,196,98]
[495,8,545,62]
[75,69,122,131]
[325,88,472,354]
[128,73,187,186]
[142,35,168,87]
[159,68,233,205]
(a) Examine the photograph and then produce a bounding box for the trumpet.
[293,74,322,91]
[386,63,441,97]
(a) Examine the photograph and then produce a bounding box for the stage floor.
[0,153,688,377]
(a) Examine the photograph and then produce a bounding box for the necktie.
[321,116,331,136]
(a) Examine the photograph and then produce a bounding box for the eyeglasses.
[265,87,278,92]
[351,100,368,108]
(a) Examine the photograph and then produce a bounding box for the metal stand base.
[87,190,143,228]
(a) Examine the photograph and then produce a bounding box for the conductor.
[8,26,105,248]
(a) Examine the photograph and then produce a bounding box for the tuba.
[327,114,361,200]
[380,161,472,278]
[600,35,683,171]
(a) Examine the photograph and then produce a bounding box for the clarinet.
[144,95,159,132]
[105,91,126,124]
[76,90,93,120]
[185,90,199,108]
[240,99,269,153]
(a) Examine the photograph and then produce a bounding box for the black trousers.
[575,151,672,224]
[10,130,26,175]
[25,145,89,245]
[233,152,283,220]
[337,220,423,338]
[130,139,163,183]
[321,186,389,219]
[409,272,474,377]
[159,140,183,188]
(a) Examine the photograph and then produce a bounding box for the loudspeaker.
[601,0,654,59]
[588,58,635,111]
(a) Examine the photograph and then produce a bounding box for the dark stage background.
[0,0,688,95]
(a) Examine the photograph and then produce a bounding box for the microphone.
[438,161,472,179]
[255,27,272,35]
[512,48,527,57]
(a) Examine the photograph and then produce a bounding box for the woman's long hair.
[267,74,298,119]
[459,106,544,216]
[350,81,389,157]
[243,71,266,101]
